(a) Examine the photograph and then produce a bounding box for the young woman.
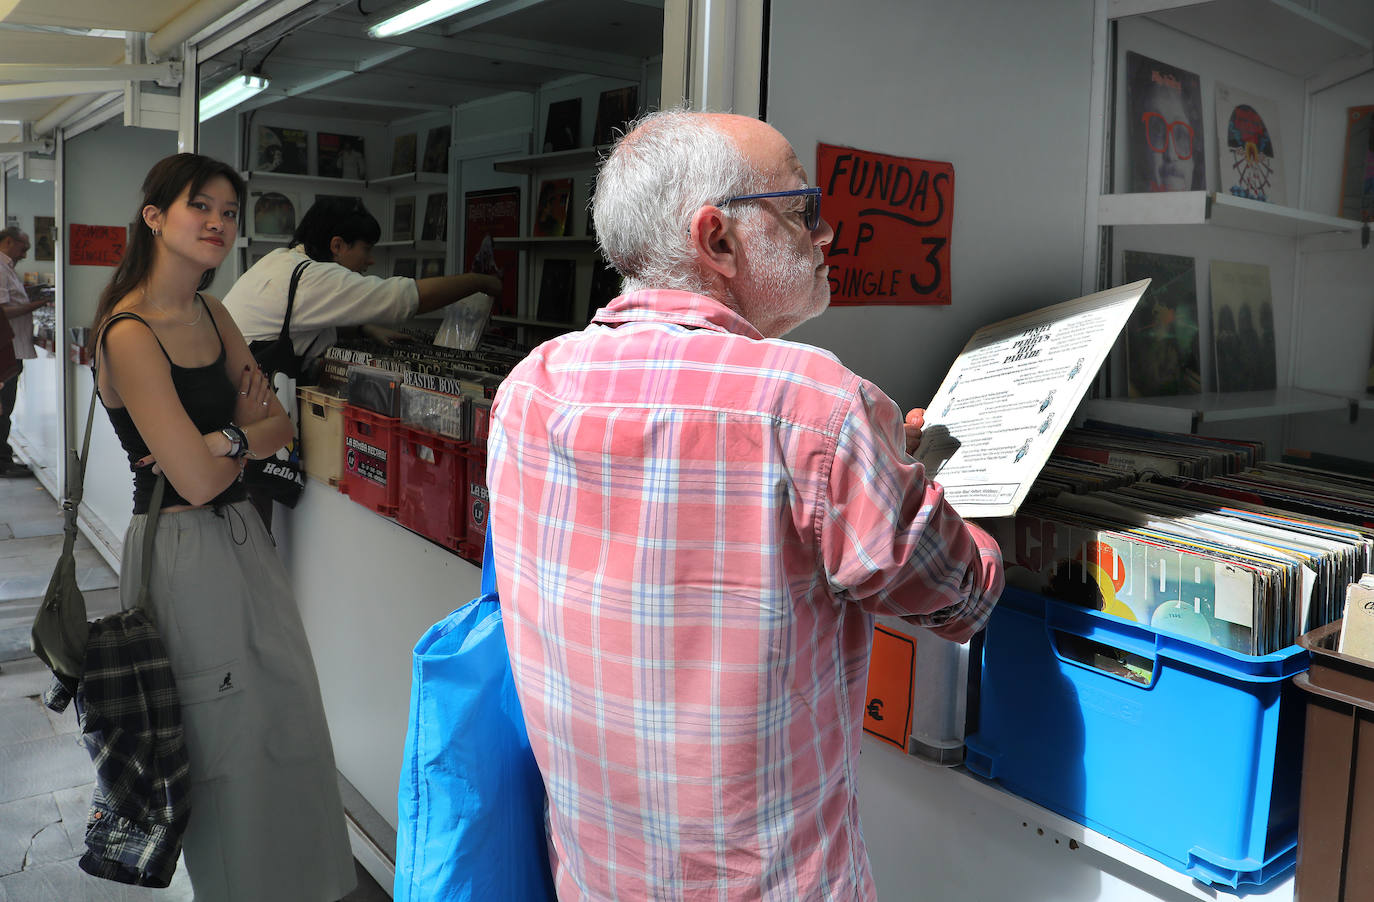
[89,153,356,902]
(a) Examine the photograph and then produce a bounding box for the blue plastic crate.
[965,587,1309,889]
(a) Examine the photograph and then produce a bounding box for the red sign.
[68,224,127,267]
[862,624,916,750]
[817,143,953,306]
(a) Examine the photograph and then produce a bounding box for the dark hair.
[292,197,381,262]
[89,153,245,353]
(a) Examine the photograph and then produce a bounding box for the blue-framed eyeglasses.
[718,187,822,231]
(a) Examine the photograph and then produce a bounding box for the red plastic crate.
[397,426,466,551]
[458,442,488,563]
[339,404,401,517]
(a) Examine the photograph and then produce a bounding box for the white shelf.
[1078,387,1347,432]
[491,145,609,173]
[1098,192,1362,237]
[1126,0,1372,77]
[242,170,367,188]
[367,171,447,188]
[492,235,597,248]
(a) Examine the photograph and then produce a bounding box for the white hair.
[591,109,765,295]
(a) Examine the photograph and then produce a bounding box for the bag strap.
[279,260,310,344]
[132,476,166,614]
[481,524,496,597]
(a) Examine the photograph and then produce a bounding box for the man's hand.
[904,408,925,456]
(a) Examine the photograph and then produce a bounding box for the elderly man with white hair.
[487,109,1004,900]
[0,226,49,477]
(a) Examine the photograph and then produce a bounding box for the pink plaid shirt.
[488,290,1004,901]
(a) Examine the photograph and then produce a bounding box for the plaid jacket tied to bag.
[45,608,192,887]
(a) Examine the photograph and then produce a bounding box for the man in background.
[487,110,1005,900]
[0,227,50,477]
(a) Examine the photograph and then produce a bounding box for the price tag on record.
[863,624,915,750]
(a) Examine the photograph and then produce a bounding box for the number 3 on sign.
[863,624,916,750]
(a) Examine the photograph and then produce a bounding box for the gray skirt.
[121,500,355,902]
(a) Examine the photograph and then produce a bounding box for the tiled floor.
[0,463,390,900]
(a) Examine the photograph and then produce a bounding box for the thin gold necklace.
[142,286,202,327]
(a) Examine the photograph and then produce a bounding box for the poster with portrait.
[816,142,954,306]
[463,187,520,317]
[1125,52,1205,193]
[33,215,55,262]
[421,257,445,279]
[1209,260,1276,392]
[422,125,451,173]
[249,190,300,241]
[1121,250,1201,397]
[1339,105,1374,221]
[317,132,367,180]
[1214,83,1284,204]
[256,125,308,175]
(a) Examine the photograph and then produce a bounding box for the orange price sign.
[862,624,916,750]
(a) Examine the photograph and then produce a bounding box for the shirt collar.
[591,289,763,340]
[0,251,13,269]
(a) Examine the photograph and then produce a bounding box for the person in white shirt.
[0,227,51,477]
[222,197,500,524]
[223,197,500,372]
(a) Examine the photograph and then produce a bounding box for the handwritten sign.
[69,224,126,267]
[862,623,916,750]
[818,143,953,306]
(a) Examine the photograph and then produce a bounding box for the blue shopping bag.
[395,527,556,901]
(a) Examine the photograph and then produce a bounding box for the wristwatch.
[221,423,249,460]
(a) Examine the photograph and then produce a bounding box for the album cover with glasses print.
[1214,82,1284,205]
[1125,51,1206,193]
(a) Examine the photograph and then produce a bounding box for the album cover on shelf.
[1209,260,1276,392]
[256,125,308,175]
[1214,83,1284,204]
[543,98,581,152]
[392,195,416,242]
[391,132,417,176]
[536,258,577,323]
[533,178,574,237]
[420,257,445,279]
[1339,105,1374,221]
[1120,250,1201,397]
[421,192,447,242]
[593,85,638,146]
[249,190,299,240]
[586,259,621,324]
[422,125,451,173]
[1125,51,1205,193]
[394,257,417,279]
[463,187,520,318]
[317,132,366,179]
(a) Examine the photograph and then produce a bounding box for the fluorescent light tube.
[367,0,493,38]
[198,74,268,122]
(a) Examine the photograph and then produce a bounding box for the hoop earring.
[152,228,162,237]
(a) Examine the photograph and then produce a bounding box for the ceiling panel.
[3,0,200,33]
[0,31,124,67]
[468,0,662,56]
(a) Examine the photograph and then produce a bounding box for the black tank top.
[98,299,248,513]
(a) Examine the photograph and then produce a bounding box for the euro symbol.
[866,698,883,720]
